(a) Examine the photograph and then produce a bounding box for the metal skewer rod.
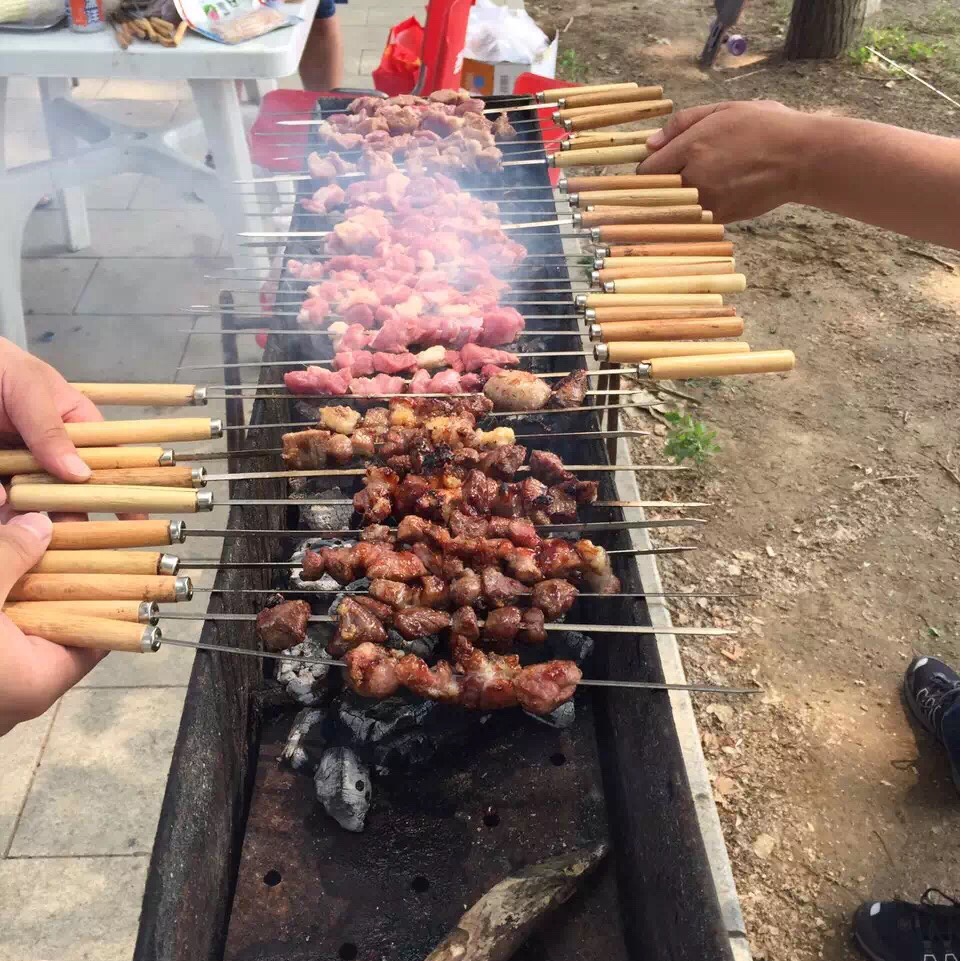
[158,611,728,637]
[157,637,759,696]
[188,546,700,579]
[237,216,579,239]
[178,327,591,337]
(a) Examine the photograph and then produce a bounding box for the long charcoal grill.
[135,95,742,961]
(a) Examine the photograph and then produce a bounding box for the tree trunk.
[783,0,865,59]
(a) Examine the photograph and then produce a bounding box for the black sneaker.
[854,890,960,961]
[904,655,959,743]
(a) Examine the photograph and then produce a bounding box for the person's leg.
[299,3,344,92]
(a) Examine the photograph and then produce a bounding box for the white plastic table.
[0,3,320,347]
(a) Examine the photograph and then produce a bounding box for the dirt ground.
[527,0,960,958]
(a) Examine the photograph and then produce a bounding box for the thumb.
[0,513,52,601]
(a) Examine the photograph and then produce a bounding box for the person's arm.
[638,101,960,249]
[0,339,109,734]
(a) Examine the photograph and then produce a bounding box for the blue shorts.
[315,0,342,18]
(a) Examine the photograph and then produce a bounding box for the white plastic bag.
[464,0,549,65]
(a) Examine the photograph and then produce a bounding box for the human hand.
[0,338,102,507]
[637,101,811,224]
[0,513,104,736]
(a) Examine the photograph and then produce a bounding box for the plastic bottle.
[67,0,106,32]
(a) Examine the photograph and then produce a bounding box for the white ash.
[314,746,371,833]
[275,631,330,705]
[281,708,325,770]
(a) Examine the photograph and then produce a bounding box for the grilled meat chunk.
[449,568,482,607]
[519,607,546,644]
[482,606,521,648]
[461,469,498,515]
[330,597,388,656]
[319,405,361,435]
[513,661,581,715]
[366,550,428,582]
[480,567,528,607]
[393,607,452,640]
[458,646,521,710]
[548,368,589,409]
[483,370,552,412]
[256,600,311,651]
[503,547,543,585]
[393,654,461,703]
[477,444,526,481]
[282,429,331,469]
[320,546,362,585]
[536,539,583,580]
[451,605,480,642]
[418,574,449,608]
[345,642,401,699]
[531,579,579,620]
[300,549,325,581]
[528,450,572,487]
[368,578,420,609]
[360,524,394,543]
[575,540,621,595]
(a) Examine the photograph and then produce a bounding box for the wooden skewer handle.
[604,242,735,257]
[646,350,796,380]
[10,467,199,489]
[561,86,663,108]
[598,262,735,281]
[559,101,673,131]
[609,273,747,295]
[8,484,202,515]
[595,224,725,243]
[563,174,683,192]
[551,144,652,168]
[595,317,746,341]
[4,600,159,623]
[0,446,169,476]
[567,129,660,149]
[602,256,734,267]
[50,519,181,550]
[584,293,724,308]
[591,306,737,322]
[3,609,159,653]
[62,417,217,447]
[599,341,750,363]
[575,187,699,207]
[538,81,639,102]
[31,551,168,575]
[71,384,204,407]
[580,205,703,227]
[7,573,190,603]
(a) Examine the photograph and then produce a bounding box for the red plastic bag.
[373,16,424,96]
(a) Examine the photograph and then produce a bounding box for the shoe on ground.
[904,655,959,743]
[853,890,960,961]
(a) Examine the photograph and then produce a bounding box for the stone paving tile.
[0,854,148,961]
[3,77,107,99]
[357,49,382,76]
[96,78,191,100]
[2,128,51,166]
[0,709,56,854]
[23,207,223,260]
[26,314,192,383]
[21,259,97,315]
[75,256,229,316]
[84,98,181,129]
[366,2,425,25]
[128,174,207,211]
[9,687,185,857]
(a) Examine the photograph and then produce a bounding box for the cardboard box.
[461,31,558,96]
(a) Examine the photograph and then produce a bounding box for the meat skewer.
[164,610,734,638]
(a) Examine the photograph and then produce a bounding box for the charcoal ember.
[299,488,353,531]
[334,692,488,776]
[544,630,594,667]
[276,633,331,705]
[293,399,322,424]
[281,707,325,770]
[525,700,575,729]
[314,746,371,833]
[384,627,440,659]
